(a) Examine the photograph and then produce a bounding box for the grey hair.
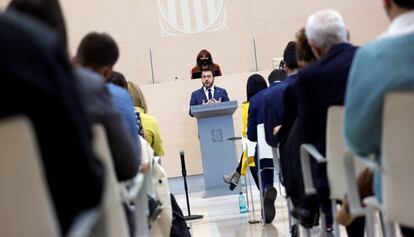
[305,9,348,53]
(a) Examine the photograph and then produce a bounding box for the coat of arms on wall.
[158,0,228,36]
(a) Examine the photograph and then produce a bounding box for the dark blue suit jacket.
[189,86,229,116]
[297,43,357,156]
[263,77,298,147]
[277,74,300,143]
[247,89,267,142]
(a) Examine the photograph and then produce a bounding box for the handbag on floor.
[170,194,191,237]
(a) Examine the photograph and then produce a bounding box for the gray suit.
[76,68,141,181]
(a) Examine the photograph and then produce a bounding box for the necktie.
[208,88,212,100]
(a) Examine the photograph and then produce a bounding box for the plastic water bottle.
[239,192,248,213]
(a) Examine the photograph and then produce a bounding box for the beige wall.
[1,0,389,85]
[0,0,390,176]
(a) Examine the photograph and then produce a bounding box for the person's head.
[75,32,119,79]
[127,81,148,113]
[8,0,68,54]
[384,0,414,20]
[283,41,299,75]
[201,68,215,89]
[268,69,287,85]
[246,74,267,102]
[296,27,317,69]
[196,49,214,69]
[107,71,127,89]
[305,9,348,59]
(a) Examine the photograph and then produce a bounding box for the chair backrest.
[257,124,273,160]
[326,106,363,200]
[381,92,414,227]
[0,117,59,236]
[92,125,130,237]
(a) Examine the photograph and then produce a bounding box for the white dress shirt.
[379,10,414,39]
[203,85,215,101]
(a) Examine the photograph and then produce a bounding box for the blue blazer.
[263,79,292,147]
[247,89,267,142]
[277,74,300,143]
[296,43,357,156]
[189,86,229,116]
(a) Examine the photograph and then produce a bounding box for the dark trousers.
[250,147,274,192]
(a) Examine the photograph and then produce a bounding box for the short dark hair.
[394,0,414,9]
[8,0,68,54]
[201,67,214,76]
[283,41,298,70]
[268,69,287,84]
[246,74,267,101]
[107,71,127,89]
[76,32,119,69]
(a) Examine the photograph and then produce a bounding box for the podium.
[191,101,239,197]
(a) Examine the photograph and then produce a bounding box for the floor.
[173,183,396,237]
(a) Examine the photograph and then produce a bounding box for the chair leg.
[331,200,340,237]
[244,175,250,212]
[379,211,386,237]
[287,199,293,231]
[305,227,311,237]
[258,167,265,223]
[246,168,259,224]
[320,210,327,236]
[365,209,376,237]
[385,223,396,237]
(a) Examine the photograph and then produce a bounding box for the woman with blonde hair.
[127,81,164,156]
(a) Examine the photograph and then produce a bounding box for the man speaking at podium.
[189,68,229,116]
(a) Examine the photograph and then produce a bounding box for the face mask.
[201,59,209,66]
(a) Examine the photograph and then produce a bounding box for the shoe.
[148,195,162,222]
[263,186,277,223]
[223,171,241,191]
[290,207,318,228]
[325,224,334,233]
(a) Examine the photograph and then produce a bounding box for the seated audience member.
[223,74,268,191]
[76,32,141,178]
[73,33,142,181]
[277,29,318,229]
[278,28,316,142]
[291,10,363,235]
[107,71,145,138]
[246,75,279,223]
[74,34,143,236]
[0,11,104,235]
[191,49,222,79]
[267,68,287,85]
[189,68,229,116]
[127,81,165,157]
[263,41,298,148]
[344,0,414,235]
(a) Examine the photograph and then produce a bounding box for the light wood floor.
[175,186,396,237]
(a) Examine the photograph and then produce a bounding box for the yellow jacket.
[135,107,165,156]
[240,102,255,175]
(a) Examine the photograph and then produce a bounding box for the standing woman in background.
[191,49,222,79]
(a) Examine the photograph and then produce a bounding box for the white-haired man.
[291,9,362,235]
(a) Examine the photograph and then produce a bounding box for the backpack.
[169,194,191,237]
